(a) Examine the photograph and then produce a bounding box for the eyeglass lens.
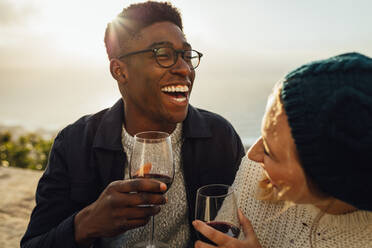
[155,47,200,69]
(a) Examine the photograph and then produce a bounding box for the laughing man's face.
[119,21,195,126]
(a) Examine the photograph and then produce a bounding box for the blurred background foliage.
[0,131,53,170]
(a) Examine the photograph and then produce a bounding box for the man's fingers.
[115,206,161,219]
[117,218,151,233]
[238,209,254,238]
[109,179,167,193]
[110,192,167,207]
[192,220,232,246]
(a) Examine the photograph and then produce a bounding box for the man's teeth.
[174,97,186,102]
[161,85,189,93]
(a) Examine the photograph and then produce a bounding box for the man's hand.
[192,209,262,248]
[74,179,167,247]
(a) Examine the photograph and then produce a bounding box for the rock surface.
[0,166,42,248]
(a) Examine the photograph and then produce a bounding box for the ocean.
[191,80,272,148]
[219,107,264,148]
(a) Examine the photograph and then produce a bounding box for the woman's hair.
[256,81,286,202]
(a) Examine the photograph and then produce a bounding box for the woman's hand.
[192,209,262,248]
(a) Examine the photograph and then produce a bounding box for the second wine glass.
[129,131,174,248]
[195,184,241,246]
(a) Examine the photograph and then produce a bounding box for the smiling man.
[21,2,245,248]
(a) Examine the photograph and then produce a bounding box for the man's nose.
[170,54,192,76]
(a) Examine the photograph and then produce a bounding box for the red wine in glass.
[195,184,241,245]
[197,221,241,245]
[132,173,173,192]
[129,131,174,248]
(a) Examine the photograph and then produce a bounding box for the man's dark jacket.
[21,99,245,248]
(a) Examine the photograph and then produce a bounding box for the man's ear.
[110,58,128,84]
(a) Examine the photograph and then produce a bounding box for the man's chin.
[168,109,189,124]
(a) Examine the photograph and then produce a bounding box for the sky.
[1,0,372,141]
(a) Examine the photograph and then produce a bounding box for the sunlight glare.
[37,0,140,61]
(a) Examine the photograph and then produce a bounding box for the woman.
[193,52,372,248]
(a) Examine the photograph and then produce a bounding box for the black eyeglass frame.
[117,47,203,69]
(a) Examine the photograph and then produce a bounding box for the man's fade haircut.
[104,1,183,60]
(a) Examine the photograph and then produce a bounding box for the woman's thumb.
[238,209,254,238]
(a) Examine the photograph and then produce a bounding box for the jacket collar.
[93,99,124,151]
[183,105,212,138]
[92,99,212,150]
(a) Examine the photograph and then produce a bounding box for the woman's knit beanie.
[281,52,372,211]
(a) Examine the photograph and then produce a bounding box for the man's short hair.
[104,1,183,60]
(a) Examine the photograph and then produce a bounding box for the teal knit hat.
[281,52,372,211]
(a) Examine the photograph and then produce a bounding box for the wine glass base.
[133,240,169,248]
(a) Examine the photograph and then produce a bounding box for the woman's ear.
[110,58,127,84]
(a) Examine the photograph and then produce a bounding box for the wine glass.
[195,184,241,245]
[129,131,174,248]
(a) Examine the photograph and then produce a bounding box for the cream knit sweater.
[101,123,191,248]
[232,156,372,248]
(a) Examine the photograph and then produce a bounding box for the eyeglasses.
[117,47,203,70]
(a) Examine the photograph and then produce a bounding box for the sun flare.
[35,1,140,60]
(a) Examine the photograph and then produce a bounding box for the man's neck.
[125,121,177,136]
[123,108,177,136]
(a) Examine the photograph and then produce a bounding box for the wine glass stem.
[148,215,155,247]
